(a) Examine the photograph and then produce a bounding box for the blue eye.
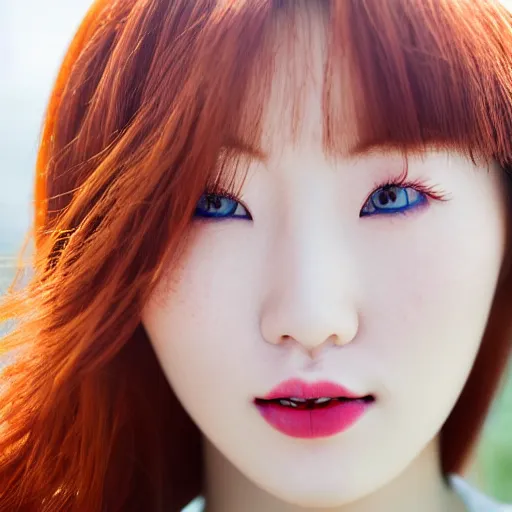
[360,185,427,217]
[194,193,251,220]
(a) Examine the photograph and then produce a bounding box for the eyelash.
[206,188,240,204]
[194,178,449,220]
[194,188,252,220]
[361,175,449,217]
[370,176,448,203]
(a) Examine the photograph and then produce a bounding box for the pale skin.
[142,7,509,512]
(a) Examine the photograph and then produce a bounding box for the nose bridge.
[260,213,359,352]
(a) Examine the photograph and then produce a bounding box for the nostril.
[270,334,295,346]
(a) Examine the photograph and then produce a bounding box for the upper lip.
[259,378,366,401]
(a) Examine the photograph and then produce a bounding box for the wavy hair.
[1,0,512,510]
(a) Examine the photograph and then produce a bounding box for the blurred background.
[0,0,510,507]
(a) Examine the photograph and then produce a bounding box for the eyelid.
[204,187,250,208]
[362,177,450,208]
[201,187,253,220]
[359,173,450,219]
[368,158,450,201]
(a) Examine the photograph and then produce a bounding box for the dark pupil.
[206,195,222,209]
[378,187,397,205]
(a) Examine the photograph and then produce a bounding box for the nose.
[259,227,359,358]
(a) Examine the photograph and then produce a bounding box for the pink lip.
[255,378,373,439]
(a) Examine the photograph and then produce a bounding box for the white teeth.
[277,397,335,407]
[279,399,297,407]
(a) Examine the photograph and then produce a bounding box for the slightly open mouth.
[254,395,375,410]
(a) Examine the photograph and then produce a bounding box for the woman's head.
[1,0,512,510]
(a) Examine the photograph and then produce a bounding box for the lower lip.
[255,400,370,439]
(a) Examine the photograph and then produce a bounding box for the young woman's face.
[142,13,508,508]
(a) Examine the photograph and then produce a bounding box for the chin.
[259,473,370,509]
[271,487,356,508]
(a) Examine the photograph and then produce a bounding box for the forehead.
[214,0,512,175]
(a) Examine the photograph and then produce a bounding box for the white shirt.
[449,475,512,512]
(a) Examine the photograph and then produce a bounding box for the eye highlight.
[360,178,448,218]
[194,192,251,220]
[360,185,426,216]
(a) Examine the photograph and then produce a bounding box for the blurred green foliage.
[477,363,512,502]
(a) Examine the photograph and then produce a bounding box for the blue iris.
[194,193,251,219]
[360,186,426,217]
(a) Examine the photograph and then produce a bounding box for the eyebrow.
[222,138,415,162]
[222,139,268,162]
[348,140,406,157]
[348,139,439,158]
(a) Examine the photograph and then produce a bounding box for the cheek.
[141,226,260,399]
[358,207,505,406]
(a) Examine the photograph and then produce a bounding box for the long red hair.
[1,0,512,510]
